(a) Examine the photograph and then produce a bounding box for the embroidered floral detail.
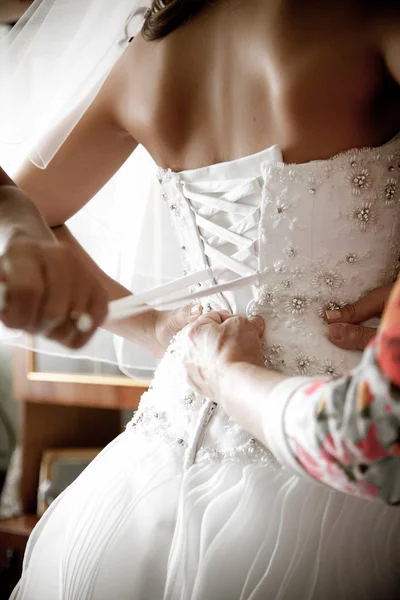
[312,268,342,290]
[348,168,371,195]
[338,250,370,267]
[285,294,311,315]
[272,197,290,227]
[326,299,344,311]
[264,344,285,371]
[292,266,305,279]
[282,279,293,289]
[317,300,345,319]
[387,154,397,173]
[294,352,315,375]
[319,359,340,378]
[257,286,278,307]
[382,178,398,207]
[247,286,280,316]
[351,202,376,232]
[273,260,286,274]
[184,392,196,405]
[151,137,400,470]
[326,300,342,312]
[345,253,358,264]
[283,242,298,259]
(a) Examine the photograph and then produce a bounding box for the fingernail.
[325,310,342,322]
[190,304,202,316]
[328,323,345,341]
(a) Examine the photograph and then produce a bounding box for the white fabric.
[0,144,180,380]
[11,138,400,600]
[0,0,186,379]
[0,0,150,169]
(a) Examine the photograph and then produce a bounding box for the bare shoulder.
[111,7,219,163]
[371,0,400,82]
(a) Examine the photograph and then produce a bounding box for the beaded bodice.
[129,137,400,466]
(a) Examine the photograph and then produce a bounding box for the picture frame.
[37,448,102,517]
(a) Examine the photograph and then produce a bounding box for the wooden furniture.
[0,516,38,600]
[0,341,147,598]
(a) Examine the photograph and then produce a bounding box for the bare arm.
[8,50,159,336]
[0,50,161,348]
[0,173,164,352]
[16,57,138,227]
[52,226,161,353]
[1,45,197,352]
[0,167,54,250]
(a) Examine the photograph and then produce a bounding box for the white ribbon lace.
[108,173,264,322]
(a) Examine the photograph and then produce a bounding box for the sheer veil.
[0,0,185,380]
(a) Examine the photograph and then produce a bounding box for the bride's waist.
[128,333,362,464]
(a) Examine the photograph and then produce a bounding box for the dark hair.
[142,0,210,41]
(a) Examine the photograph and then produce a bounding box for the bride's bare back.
[123,0,400,170]
[17,0,400,225]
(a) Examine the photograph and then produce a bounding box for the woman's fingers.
[40,245,71,333]
[71,286,108,349]
[0,238,108,349]
[327,322,376,350]
[326,284,393,324]
[248,315,265,337]
[0,249,44,331]
[326,283,394,351]
[193,310,232,327]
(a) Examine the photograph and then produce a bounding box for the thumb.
[185,303,204,323]
[326,284,393,325]
[164,304,203,337]
[327,323,377,350]
[249,315,265,337]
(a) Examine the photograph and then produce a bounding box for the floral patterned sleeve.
[283,281,400,505]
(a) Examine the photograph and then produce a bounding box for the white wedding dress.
[12,138,400,600]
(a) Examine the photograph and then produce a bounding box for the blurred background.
[0,0,33,498]
[0,1,32,26]
[0,4,153,595]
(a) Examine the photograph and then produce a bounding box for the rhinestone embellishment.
[349,168,371,195]
[321,359,340,378]
[384,178,398,207]
[352,202,375,231]
[286,294,309,315]
[312,268,342,289]
[345,253,357,264]
[295,352,313,375]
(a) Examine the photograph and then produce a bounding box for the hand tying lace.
[182,310,266,401]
